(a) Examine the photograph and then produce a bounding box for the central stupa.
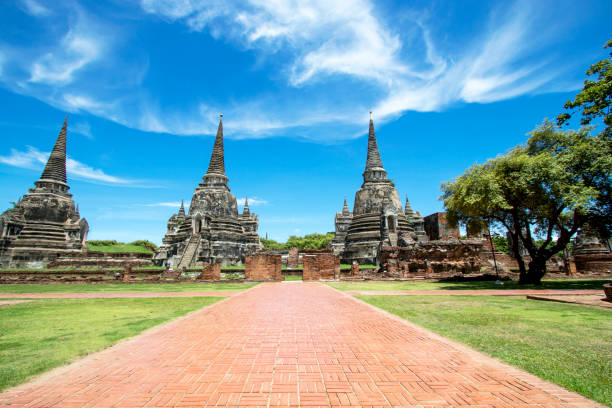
[154,116,262,268]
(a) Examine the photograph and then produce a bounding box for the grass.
[359,295,612,406]
[0,297,222,391]
[0,282,258,294]
[284,275,303,281]
[328,279,611,292]
[340,264,377,269]
[87,243,153,253]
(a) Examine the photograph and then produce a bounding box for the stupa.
[153,116,262,268]
[332,114,427,264]
[0,117,89,268]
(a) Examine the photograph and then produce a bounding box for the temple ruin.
[332,115,428,264]
[153,116,263,268]
[0,117,89,268]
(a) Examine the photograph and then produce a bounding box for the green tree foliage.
[442,121,611,284]
[260,233,335,250]
[558,39,612,137]
[491,236,509,253]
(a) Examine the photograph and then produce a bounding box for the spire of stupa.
[206,115,225,176]
[37,116,68,187]
[362,112,387,183]
[342,197,350,215]
[243,196,250,215]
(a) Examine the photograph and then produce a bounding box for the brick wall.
[573,253,612,275]
[198,263,221,281]
[423,212,460,241]
[302,254,340,281]
[245,254,282,281]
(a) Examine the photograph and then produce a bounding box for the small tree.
[442,121,611,284]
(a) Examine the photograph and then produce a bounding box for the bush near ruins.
[87,240,158,253]
[261,233,334,250]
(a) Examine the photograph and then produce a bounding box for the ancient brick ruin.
[245,254,282,281]
[423,212,460,241]
[0,118,89,268]
[380,240,483,278]
[197,263,221,281]
[153,116,263,268]
[302,254,340,280]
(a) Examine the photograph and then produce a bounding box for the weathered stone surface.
[153,116,262,268]
[0,117,89,268]
[48,251,152,269]
[302,254,340,281]
[245,254,282,281]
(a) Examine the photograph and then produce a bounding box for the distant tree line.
[260,232,335,250]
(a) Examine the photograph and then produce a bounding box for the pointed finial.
[342,196,350,215]
[75,204,80,218]
[243,196,250,215]
[178,199,185,216]
[369,111,372,120]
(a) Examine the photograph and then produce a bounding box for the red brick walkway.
[0,282,601,407]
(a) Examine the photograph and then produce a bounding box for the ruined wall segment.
[303,254,340,281]
[245,254,282,281]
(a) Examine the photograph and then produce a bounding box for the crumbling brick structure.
[302,254,340,281]
[245,254,282,281]
[380,239,483,278]
[287,247,299,268]
[350,261,359,276]
[197,263,221,280]
[423,212,460,241]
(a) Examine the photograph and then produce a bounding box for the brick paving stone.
[0,282,604,407]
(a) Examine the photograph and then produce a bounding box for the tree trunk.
[508,231,528,283]
[525,256,547,285]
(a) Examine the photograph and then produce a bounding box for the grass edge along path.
[328,278,611,292]
[0,296,223,392]
[0,282,259,294]
[358,294,612,407]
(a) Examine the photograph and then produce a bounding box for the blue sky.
[0,0,610,243]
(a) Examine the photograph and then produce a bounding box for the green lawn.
[328,279,611,292]
[0,282,258,294]
[284,275,303,281]
[0,297,222,391]
[87,243,153,253]
[359,295,612,406]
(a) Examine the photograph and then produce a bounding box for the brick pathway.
[0,291,240,299]
[345,289,602,296]
[0,282,601,407]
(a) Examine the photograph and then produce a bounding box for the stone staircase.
[177,235,200,269]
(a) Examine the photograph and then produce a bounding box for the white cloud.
[0,146,134,185]
[20,0,51,17]
[135,0,575,135]
[0,1,584,142]
[29,27,104,85]
[237,197,268,206]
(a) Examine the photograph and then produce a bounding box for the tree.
[557,39,612,137]
[442,121,611,284]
